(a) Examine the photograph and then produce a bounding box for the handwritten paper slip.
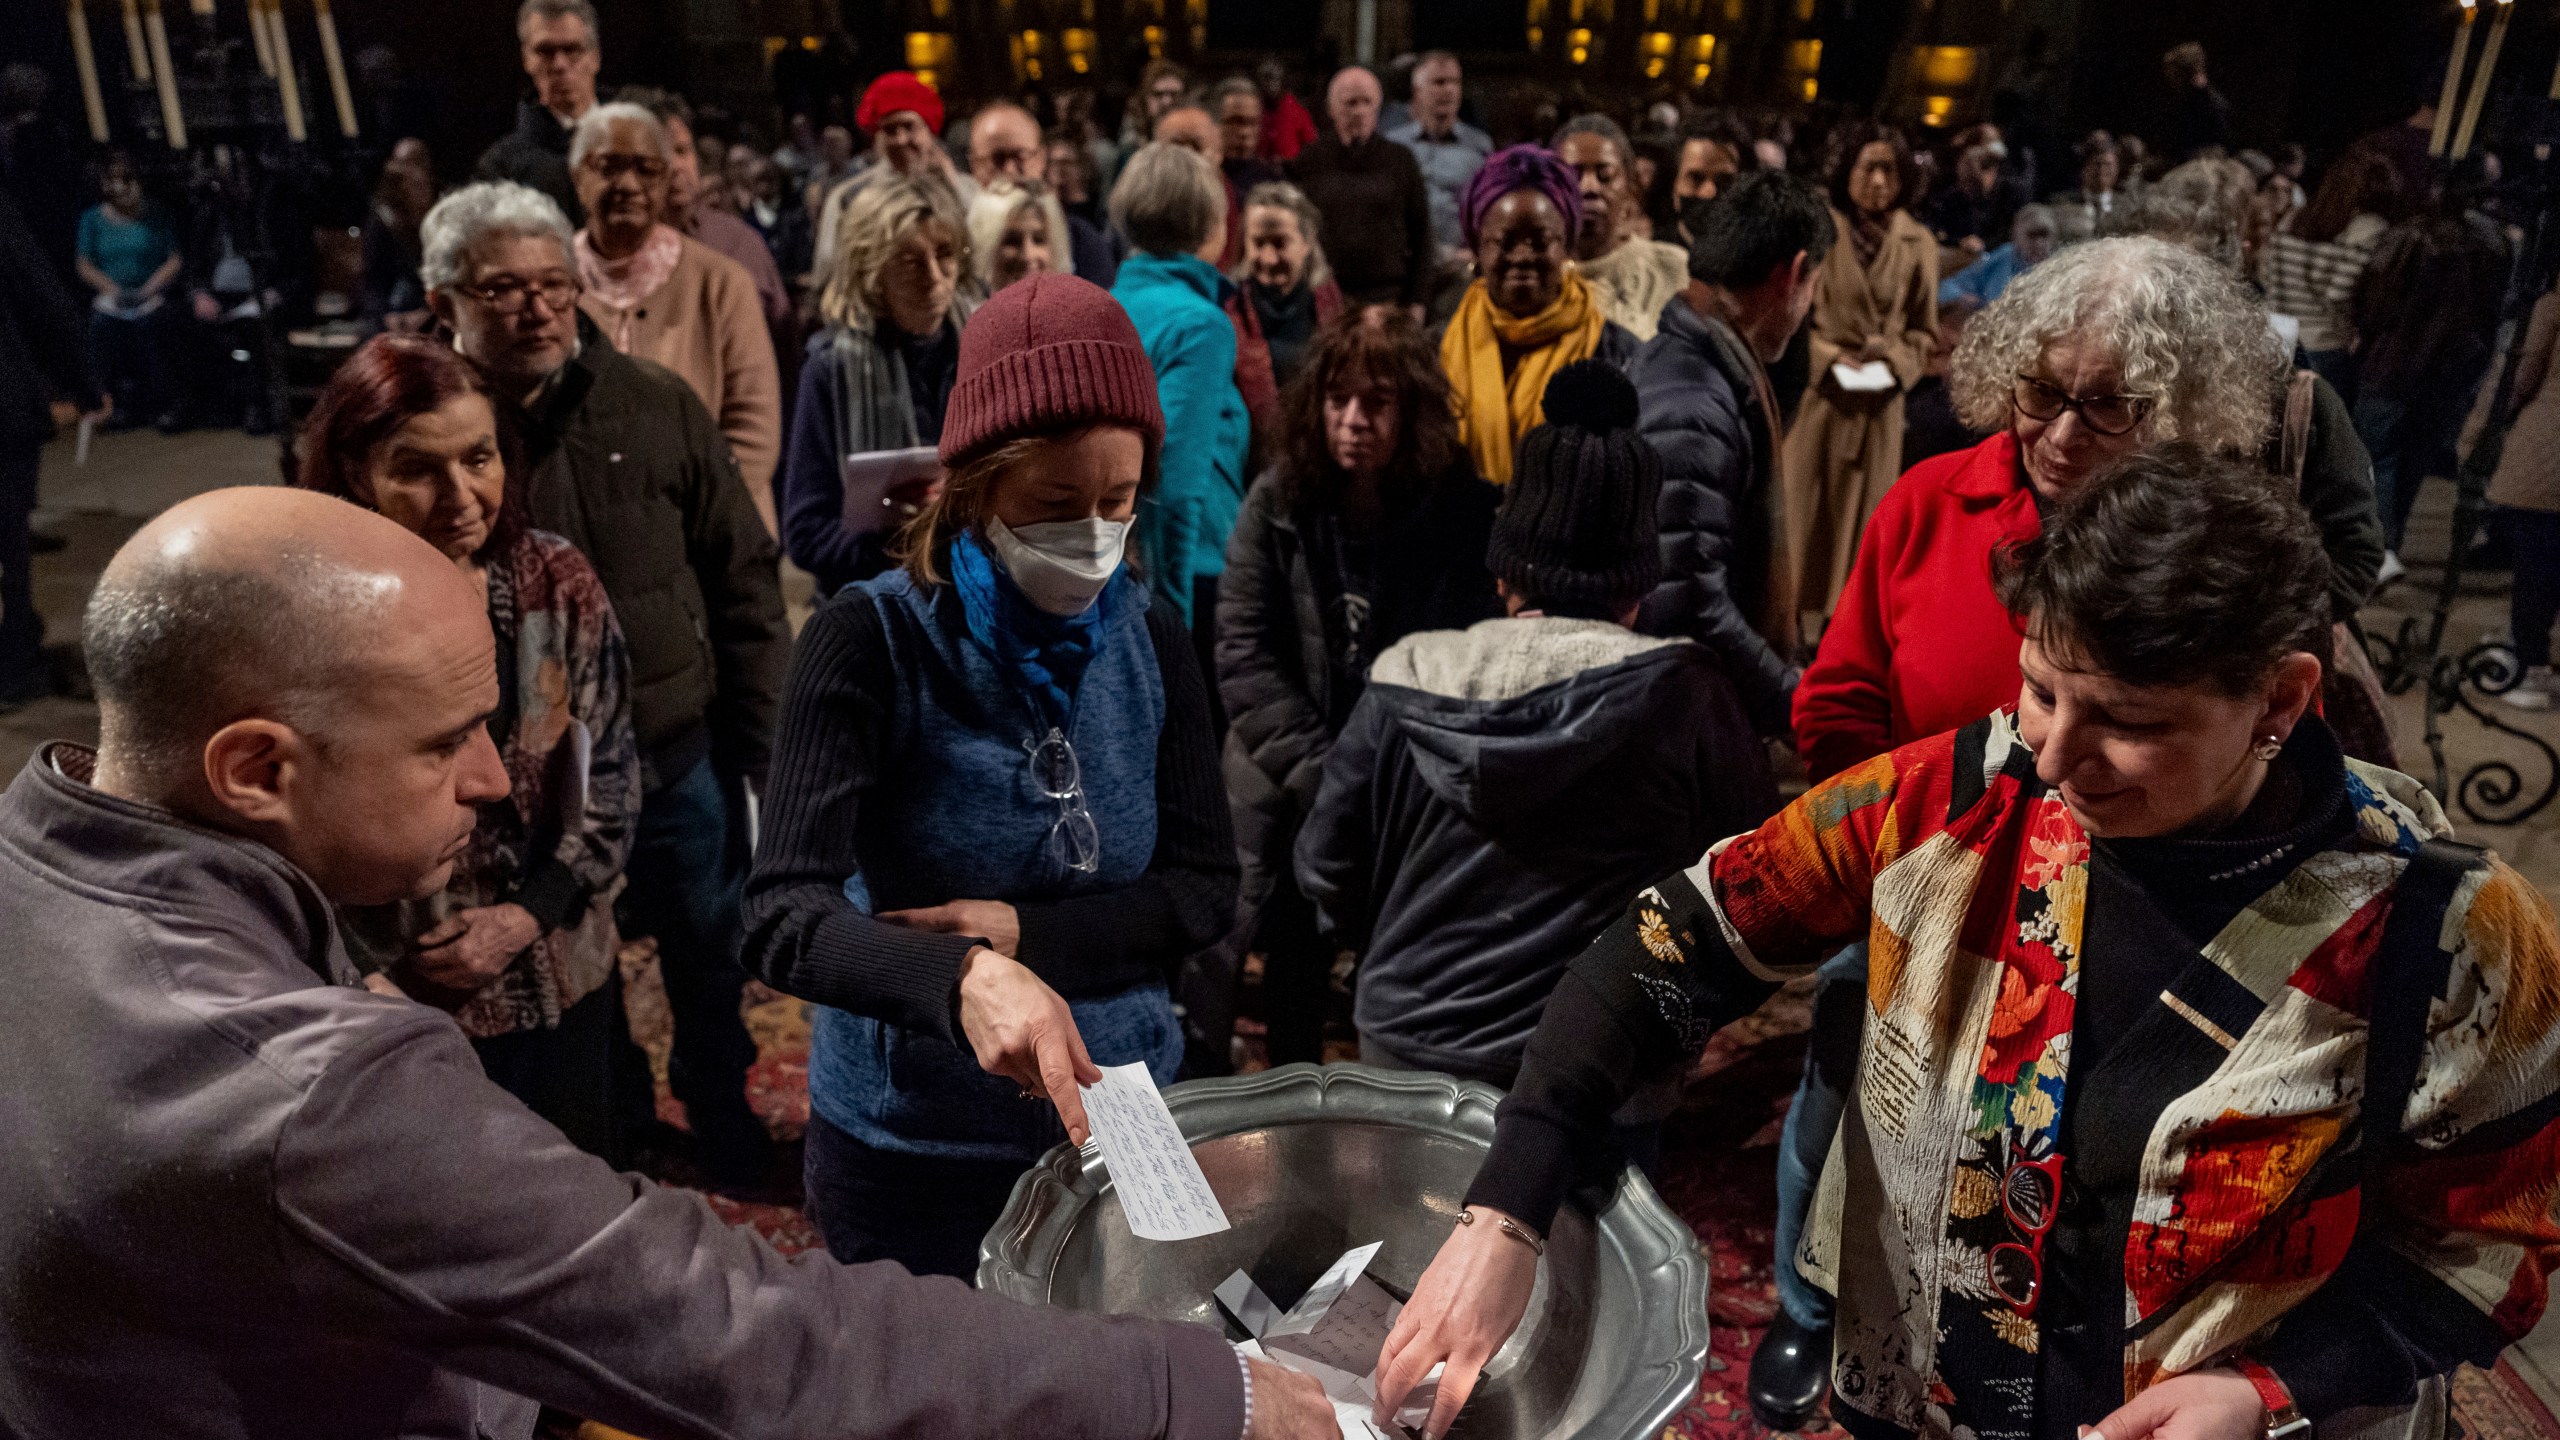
[1219,1244,1444,1438]
[1830,359,1897,393]
[1078,1063,1231,1241]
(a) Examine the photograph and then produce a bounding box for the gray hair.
[419,180,573,291]
[1231,179,1331,290]
[515,0,597,45]
[966,179,1074,288]
[1553,113,1635,174]
[2114,157,2254,272]
[1949,235,2284,454]
[1110,141,1224,258]
[1212,76,1259,109]
[568,100,668,171]
[2012,202,2058,239]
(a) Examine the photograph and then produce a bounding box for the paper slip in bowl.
[1219,1244,1442,1437]
[1830,359,1897,393]
[1078,1062,1231,1241]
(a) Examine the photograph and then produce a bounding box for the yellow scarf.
[1440,270,1608,485]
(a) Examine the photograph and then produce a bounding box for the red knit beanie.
[939,272,1165,467]
[855,71,944,137]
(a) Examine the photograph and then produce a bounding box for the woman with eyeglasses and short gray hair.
[741,272,1235,1280]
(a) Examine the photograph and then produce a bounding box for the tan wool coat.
[2465,288,2560,513]
[1780,207,1937,626]
[581,233,783,533]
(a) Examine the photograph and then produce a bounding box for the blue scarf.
[948,530,1131,734]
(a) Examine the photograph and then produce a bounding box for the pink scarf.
[573,224,682,351]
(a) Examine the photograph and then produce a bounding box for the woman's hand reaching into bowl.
[1370,1205,1542,1438]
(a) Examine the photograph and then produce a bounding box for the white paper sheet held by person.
[1830,359,1897,393]
[1077,1062,1230,1241]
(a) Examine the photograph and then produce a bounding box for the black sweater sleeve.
[1463,866,1779,1234]
[737,596,978,1045]
[2295,373,2386,621]
[1013,605,1240,995]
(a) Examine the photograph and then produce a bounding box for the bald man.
[1285,66,1433,309]
[970,100,1118,287]
[0,488,1333,1440]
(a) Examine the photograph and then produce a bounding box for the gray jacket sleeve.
[270,1009,1246,1440]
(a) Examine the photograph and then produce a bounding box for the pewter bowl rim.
[978,1062,1710,1440]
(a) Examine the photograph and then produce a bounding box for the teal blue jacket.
[1113,251,1250,624]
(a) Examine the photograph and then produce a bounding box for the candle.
[140,0,185,148]
[119,0,151,81]
[2432,0,2475,157]
[2452,0,2512,160]
[67,0,112,142]
[265,0,307,141]
[314,0,357,137]
[245,0,276,75]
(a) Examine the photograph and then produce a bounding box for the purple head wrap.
[1458,144,1584,251]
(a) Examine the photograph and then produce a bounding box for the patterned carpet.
[618,952,2556,1440]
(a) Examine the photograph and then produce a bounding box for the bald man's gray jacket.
[515,317,788,789]
[0,744,1249,1440]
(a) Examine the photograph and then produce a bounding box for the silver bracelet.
[1234,1342,1255,1440]
[1455,1206,1546,1255]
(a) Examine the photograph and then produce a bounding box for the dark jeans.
[2354,387,2468,553]
[1773,942,1870,1330]
[88,309,178,424]
[472,968,626,1163]
[1256,862,1330,1067]
[0,441,40,699]
[616,754,772,1181]
[803,1109,1026,1279]
[2507,506,2560,669]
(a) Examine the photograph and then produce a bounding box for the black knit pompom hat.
[1486,360,1664,607]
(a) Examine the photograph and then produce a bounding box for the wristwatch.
[2231,1356,2312,1440]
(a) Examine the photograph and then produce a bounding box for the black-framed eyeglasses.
[581,154,669,183]
[1985,1146,2063,1317]
[1027,727,1101,875]
[460,275,580,315]
[2012,374,2155,437]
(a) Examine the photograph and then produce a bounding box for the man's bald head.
[84,488,507,904]
[86,489,466,778]
[1154,103,1218,160]
[969,102,1045,186]
[1327,67,1381,145]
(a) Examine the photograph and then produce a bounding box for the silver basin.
[978,1063,1709,1440]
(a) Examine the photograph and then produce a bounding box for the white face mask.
[985,516,1131,616]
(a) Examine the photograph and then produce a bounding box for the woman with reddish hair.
[294,332,642,1160]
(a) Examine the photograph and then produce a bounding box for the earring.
[2254,735,2283,761]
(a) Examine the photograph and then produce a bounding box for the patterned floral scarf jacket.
[1483,711,2560,1440]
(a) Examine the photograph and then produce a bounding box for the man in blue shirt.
[1384,51,1490,259]
[1939,202,2059,314]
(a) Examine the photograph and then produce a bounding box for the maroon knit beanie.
[939,272,1165,467]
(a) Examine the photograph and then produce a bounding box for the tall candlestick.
[66,0,112,141]
[2452,0,2512,160]
[2432,1,2475,157]
[119,0,151,81]
[314,0,358,137]
[245,0,277,75]
[265,0,307,141]
[140,0,185,148]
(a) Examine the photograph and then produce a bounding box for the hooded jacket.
[1295,617,1776,1076]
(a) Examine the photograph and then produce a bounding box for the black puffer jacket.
[1629,294,1798,737]
[1215,464,1501,906]
[513,317,789,790]
[1296,618,1777,1078]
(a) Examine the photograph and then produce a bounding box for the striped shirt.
[2260,212,2387,353]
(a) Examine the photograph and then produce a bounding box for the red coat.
[1259,93,1320,164]
[1792,431,2035,782]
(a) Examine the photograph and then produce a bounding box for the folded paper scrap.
[1830,359,1897,393]
[1218,1242,1446,1440]
[1077,1062,1232,1241]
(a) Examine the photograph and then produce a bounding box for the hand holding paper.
[1078,1062,1230,1240]
[1220,1246,1447,1438]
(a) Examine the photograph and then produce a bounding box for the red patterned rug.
[620,951,2555,1440]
